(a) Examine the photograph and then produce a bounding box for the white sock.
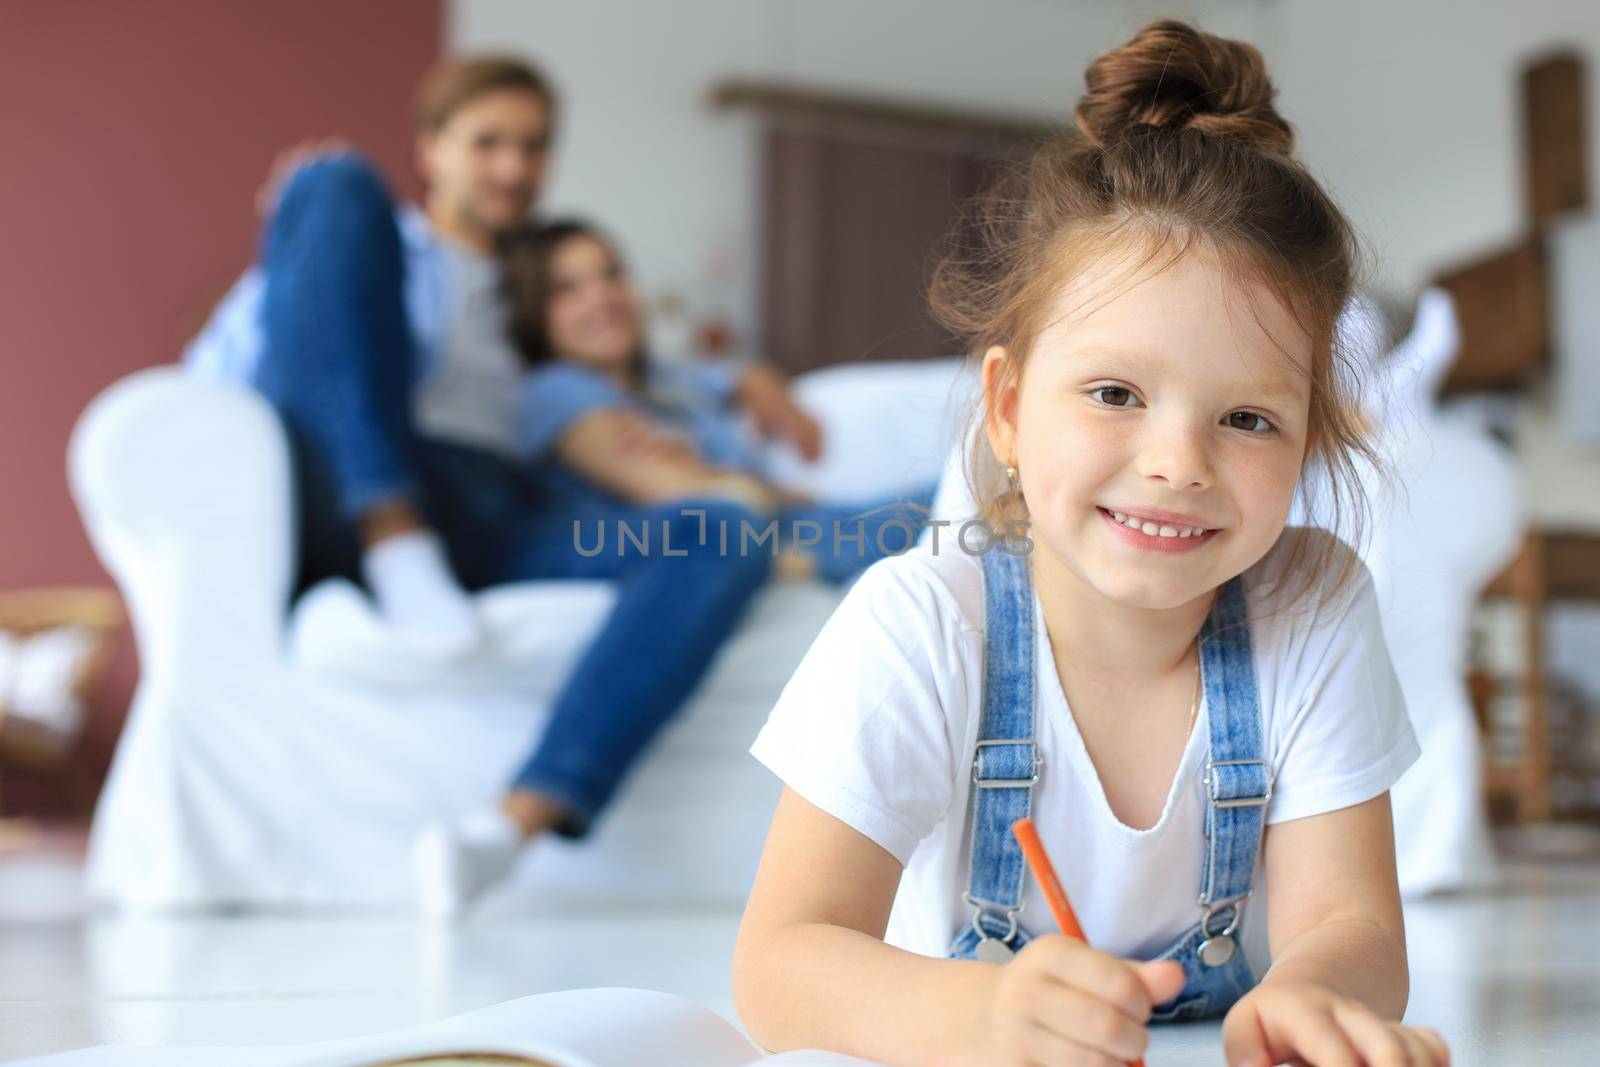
[410,807,524,919]
[361,530,482,657]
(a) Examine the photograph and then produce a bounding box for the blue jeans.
[254,153,771,838]
[778,489,936,584]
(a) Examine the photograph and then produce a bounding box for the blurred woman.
[499,219,935,583]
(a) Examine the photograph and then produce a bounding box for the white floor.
[5,829,1600,1065]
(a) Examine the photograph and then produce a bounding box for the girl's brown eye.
[1227,411,1274,433]
[1093,386,1135,407]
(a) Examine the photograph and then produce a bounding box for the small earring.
[1004,463,1020,494]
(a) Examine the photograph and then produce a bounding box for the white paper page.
[12,989,752,1067]
[757,1053,892,1066]
[8,989,896,1067]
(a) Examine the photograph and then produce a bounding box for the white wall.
[453,0,1600,324]
[448,0,1227,356]
[1223,0,1600,298]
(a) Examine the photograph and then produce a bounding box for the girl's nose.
[1137,420,1213,490]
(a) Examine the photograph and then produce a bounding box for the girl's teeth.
[1108,509,1204,539]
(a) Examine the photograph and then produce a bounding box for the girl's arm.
[1221,792,1450,1066]
[733,787,1182,1067]
[554,408,778,511]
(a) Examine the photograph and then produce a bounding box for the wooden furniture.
[0,587,122,818]
[1524,52,1589,225]
[1480,530,1600,822]
[1435,51,1588,398]
[1433,237,1549,392]
[1474,388,1600,821]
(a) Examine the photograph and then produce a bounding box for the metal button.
[1198,935,1236,966]
[976,937,1016,964]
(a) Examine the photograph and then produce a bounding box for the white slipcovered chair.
[70,359,971,911]
[1356,291,1524,895]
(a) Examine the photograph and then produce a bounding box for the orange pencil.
[1012,816,1147,1067]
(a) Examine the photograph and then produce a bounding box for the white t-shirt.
[184,202,530,462]
[411,238,527,459]
[749,526,1419,977]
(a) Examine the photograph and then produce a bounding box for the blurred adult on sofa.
[179,54,821,916]
[497,219,937,584]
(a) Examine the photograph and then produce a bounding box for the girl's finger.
[1273,1011,1360,1067]
[1220,1000,1270,1067]
[1397,1028,1437,1066]
[1029,941,1152,1021]
[1330,1000,1410,1066]
[1029,980,1150,1062]
[1403,1026,1451,1066]
[1019,1020,1123,1067]
[1133,960,1186,1005]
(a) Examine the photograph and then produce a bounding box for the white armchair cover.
[70,360,969,910]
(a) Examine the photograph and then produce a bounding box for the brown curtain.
[759,125,1032,373]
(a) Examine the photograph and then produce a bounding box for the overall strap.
[961,547,1042,945]
[1196,575,1272,909]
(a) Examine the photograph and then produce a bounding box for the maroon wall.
[0,2,442,813]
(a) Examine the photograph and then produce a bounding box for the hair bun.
[1073,19,1294,155]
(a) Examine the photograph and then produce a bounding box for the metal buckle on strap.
[1203,758,1271,809]
[972,739,1041,789]
[1197,891,1251,935]
[962,890,1025,940]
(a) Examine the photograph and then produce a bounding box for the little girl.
[734,20,1448,1067]
[497,219,935,583]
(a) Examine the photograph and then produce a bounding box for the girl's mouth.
[1097,506,1220,553]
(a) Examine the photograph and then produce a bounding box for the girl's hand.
[956,935,1185,1067]
[1221,980,1450,1067]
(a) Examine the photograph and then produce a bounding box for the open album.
[17,988,888,1067]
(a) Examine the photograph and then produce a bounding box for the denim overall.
[945,547,1270,1022]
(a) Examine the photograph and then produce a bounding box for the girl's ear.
[980,345,1020,466]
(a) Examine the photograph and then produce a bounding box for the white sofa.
[70,359,974,912]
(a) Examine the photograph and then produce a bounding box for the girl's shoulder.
[1237,530,1418,824]
[1238,524,1383,675]
[1240,524,1369,607]
[846,541,989,640]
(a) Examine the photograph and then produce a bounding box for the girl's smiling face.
[985,243,1315,612]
